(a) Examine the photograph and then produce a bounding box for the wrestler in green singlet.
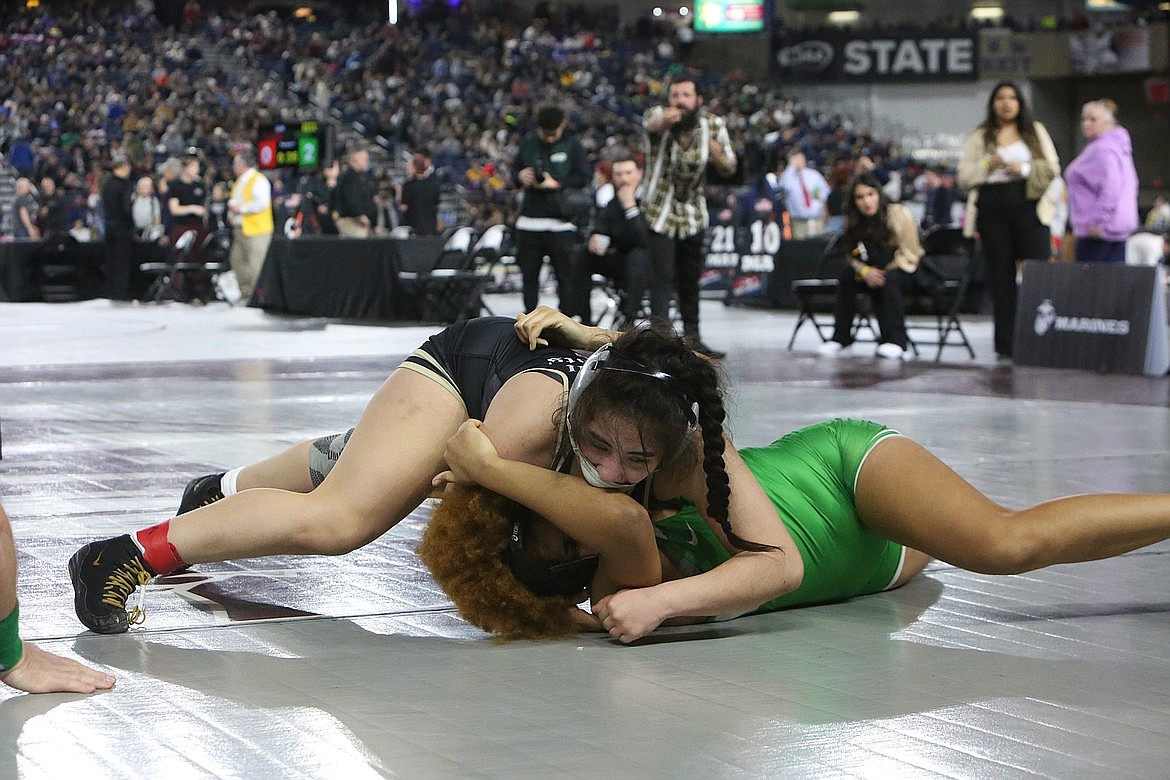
[654,419,907,617]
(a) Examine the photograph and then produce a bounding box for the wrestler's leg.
[167,368,467,563]
[72,369,469,633]
[235,440,317,492]
[889,549,932,588]
[857,435,1170,575]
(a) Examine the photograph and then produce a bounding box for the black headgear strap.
[504,518,600,598]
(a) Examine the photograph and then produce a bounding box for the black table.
[0,237,106,302]
[250,236,398,320]
[250,235,449,321]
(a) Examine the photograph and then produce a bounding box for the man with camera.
[511,104,589,318]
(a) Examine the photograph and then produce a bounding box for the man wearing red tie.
[779,149,830,239]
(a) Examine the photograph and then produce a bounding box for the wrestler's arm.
[592,438,803,642]
[437,418,661,593]
[0,503,115,693]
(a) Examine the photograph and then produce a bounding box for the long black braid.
[573,321,777,553]
[671,334,776,553]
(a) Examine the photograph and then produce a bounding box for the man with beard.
[641,78,737,359]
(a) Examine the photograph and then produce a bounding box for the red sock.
[135,521,186,575]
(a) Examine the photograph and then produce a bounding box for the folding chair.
[787,234,878,349]
[470,223,520,298]
[904,227,978,361]
[395,231,490,323]
[591,273,630,331]
[199,229,234,304]
[140,230,201,303]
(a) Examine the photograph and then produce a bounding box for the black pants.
[975,180,1049,357]
[568,246,653,323]
[648,230,703,335]
[832,266,913,348]
[1074,237,1127,264]
[514,229,580,317]
[104,229,136,301]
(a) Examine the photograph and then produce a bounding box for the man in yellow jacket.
[227,150,273,302]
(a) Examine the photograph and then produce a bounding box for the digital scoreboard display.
[257,121,334,171]
[693,0,768,33]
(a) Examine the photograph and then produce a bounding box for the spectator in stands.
[302,160,339,235]
[920,164,956,231]
[37,176,68,237]
[11,178,39,239]
[642,79,737,359]
[570,155,652,324]
[207,181,231,235]
[818,174,924,361]
[156,158,182,235]
[226,150,273,303]
[167,156,208,252]
[855,152,890,187]
[375,170,401,234]
[1144,195,1170,234]
[591,160,615,210]
[130,175,165,245]
[512,103,590,318]
[100,158,136,301]
[0,1,914,265]
[131,174,168,280]
[825,160,855,234]
[779,149,830,238]
[399,153,441,236]
[1064,99,1139,263]
[750,160,785,222]
[959,81,1060,364]
[332,145,378,238]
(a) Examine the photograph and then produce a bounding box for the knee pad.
[309,428,354,487]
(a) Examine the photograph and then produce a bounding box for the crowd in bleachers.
[0,0,918,243]
[2,0,1165,250]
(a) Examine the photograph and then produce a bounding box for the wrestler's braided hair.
[574,320,776,553]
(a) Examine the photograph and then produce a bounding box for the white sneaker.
[818,341,852,357]
[876,342,905,360]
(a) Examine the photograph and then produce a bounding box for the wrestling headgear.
[504,518,600,597]
[565,344,700,489]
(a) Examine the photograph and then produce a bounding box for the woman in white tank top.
[958,81,1061,363]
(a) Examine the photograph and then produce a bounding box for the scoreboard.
[257,121,334,171]
[693,0,769,33]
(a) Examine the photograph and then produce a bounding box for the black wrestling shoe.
[177,472,226,515]
[68,535,156,634]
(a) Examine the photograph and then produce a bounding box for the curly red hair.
[418,486,579,640]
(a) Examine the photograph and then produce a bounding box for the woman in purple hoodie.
[1064,99,1139,263]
